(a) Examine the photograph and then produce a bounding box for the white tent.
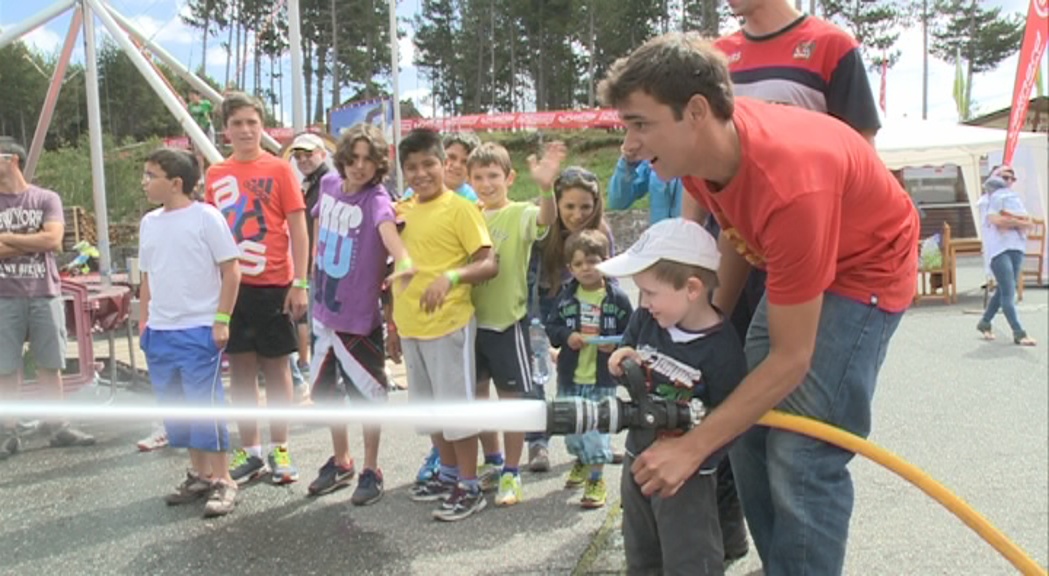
[876,119,1048,281]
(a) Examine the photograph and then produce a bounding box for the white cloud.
[126,13,195,46]
[22,27,62,55]
[398,33,415,68]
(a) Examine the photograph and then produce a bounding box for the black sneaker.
[0,431,21,460]
[409,477,455,502]
[432,484,487,522]
[47,424,95,447]
[307,456,355,496]
[229,449,269,484]
[350,469,384,506]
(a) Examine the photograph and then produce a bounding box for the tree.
[414,0,461,114]
[930,0,1024,120]
[0,41,52,145]
[181,0,229,72]
[820,0,914,69]
[682,0,730,36]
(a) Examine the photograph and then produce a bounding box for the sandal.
[1014,336,1037,347]
[976,322,995,340]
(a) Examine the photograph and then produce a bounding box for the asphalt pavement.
[1,258,1046,575]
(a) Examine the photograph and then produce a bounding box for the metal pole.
[103,5,281,154]
[25,7,83,181]
[85,0,221,164]
[389,0,403,195]
[0,0,76,50]
[921,0,928,119]
[81,2,113,287]
[288,0,305,131]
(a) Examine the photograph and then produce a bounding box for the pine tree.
[930,0,1024,120]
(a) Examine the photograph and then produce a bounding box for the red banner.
[1004,0,1049,164]
[163,109,623,149]
[163,127,299,150]
[400,108,623,133]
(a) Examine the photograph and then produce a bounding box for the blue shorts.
[557,383,615,465]
[141,326,229,452]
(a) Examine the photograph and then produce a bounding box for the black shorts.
[476,317,534,395]
[310,323,389,402]
[227,284,299,358]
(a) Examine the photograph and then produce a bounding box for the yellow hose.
[756,410,1047,576]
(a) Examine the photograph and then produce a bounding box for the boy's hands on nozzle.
[567,332,586,351]
[609,346,641,377]
[528,141,568,192]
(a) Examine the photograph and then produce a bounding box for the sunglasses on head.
[554,167,598,193]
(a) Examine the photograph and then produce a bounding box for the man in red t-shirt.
[206,92,310,486]
[598,33,918,575]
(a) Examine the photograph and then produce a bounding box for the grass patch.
[482,129,648,211]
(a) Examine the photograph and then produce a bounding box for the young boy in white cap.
[602,217,748,575]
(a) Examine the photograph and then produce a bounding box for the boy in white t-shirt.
[138,149,243,518]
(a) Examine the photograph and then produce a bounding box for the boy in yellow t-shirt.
[397,128,498,522]
[467,141,560,506]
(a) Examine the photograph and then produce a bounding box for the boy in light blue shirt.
[606,144,682,223]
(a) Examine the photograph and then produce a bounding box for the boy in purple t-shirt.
[306,123,412,505]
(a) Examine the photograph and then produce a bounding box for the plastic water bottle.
[529,318,551,387]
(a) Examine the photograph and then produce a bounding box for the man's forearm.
[711,234,751,316]
[287,211,309,281]
[2,232,61,253]
[0,241,22,259]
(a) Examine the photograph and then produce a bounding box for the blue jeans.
[980,249,1027,339]
[730,292,903,576]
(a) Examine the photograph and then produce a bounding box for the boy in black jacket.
[602,218,748,576]
[545,229,633,509]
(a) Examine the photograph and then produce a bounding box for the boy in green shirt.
[468,141,560,506]
[187,90,214,144]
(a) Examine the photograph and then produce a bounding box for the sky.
[1,0,1047,127]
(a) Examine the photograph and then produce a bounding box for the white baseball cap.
[597,218,720,277]
[290,133,325,151]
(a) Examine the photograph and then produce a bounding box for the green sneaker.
[267,446,299,485]
[565,462,587,489]
[581,478,607,509]
[495,472,523,507]
[478,463,500,493]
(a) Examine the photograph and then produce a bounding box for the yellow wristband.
[396,257,413,272]
[292,279,309,289]
[444,270,461,287]
[540,188,554,198]
[214,313,231,324]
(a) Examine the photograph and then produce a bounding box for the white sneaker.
[137,424,168,452]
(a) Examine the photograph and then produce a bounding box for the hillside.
[483,129,647,210]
